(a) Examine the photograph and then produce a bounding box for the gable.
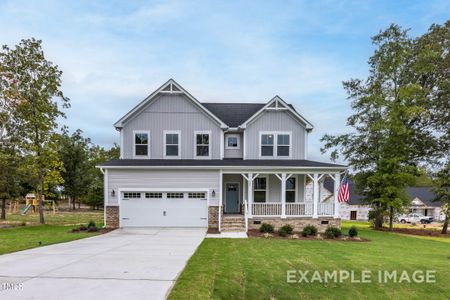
[114,79,227,129]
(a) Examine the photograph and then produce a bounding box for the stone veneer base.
[105,206,119,228]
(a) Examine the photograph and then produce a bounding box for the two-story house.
[98,79,346,233]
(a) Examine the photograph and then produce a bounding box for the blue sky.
[1,0,448,162]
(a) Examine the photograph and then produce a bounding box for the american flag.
[338,173,350,203]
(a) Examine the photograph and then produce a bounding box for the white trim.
[98,166,347,172]
[104,169,108,227]
[240,96,314,130]
[194,130,212,159]
[163,130,181,159]
[119,129,124,159]
[225,134,240,150]
[259,131,292,159]
[114,79,227,129]
[118,187,209,228]
[305,131,308,160]
[219,170,223,232]
[243,131,247,160]
[132,130,150,158]
[220,130,224,159]
[224,182,241,213]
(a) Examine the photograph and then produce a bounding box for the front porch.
[218,171,342,232]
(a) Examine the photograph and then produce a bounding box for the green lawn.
[0,211,104,255]
[169,222,450,300]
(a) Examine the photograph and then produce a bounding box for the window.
[195,132,210,158]
[167,192,184,198]
[145,192,162,198]
[164,131,180,158]
[225,134,240,149]
[260,132,291,158]
[123,192,141,198]
[277,134,290,157]
[254,177,267,203]
[261,134,274,156]
[286,177,296,203]
[188,192,206,198]
[134,131,149,157]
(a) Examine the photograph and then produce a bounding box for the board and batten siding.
[106,169,220,206]
[244,111,307,159]
[261,174,305,202]
[121,94,222,159]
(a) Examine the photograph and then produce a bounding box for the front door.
[350,211,357,220]
[225,183,240,213]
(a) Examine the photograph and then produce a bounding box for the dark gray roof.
[98,159,346,168]
[323,179,442,207]
[201,103,265,127]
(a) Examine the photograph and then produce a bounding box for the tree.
[432,163,450,234]
[321,24,449,230]
[58,129,91,210]
[1,38,69,224]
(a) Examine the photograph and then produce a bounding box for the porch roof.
[98,159,346,169]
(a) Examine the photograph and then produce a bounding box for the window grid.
[123,192,141,199]
[145,192,162,198]
[165,132,180,157]
[195,133,210,157]
[254,177,267,203]
[260,132,291,158]
[188,192,206,198]
[134,132,149,157]
[167,192,184,198]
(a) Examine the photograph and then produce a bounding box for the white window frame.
[253,175,270,203]
[163,130,181,159]
[225,134,240,150]
[133,130,150,158]
[194,130,211,159]
[285,175,298,203]
[259,131,292,159]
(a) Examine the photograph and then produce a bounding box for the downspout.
[99,168,107,228]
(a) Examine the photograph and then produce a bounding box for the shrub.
[79,225,87,231]
[301,225,318,237]
[88,220,96,228]
[259,223,274,233]
[279,224,294,237]
[348,226,358,237]
[20,221,26,226]
[87,226,98,232]
[325,226,342,239]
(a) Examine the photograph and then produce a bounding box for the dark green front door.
[225,183,240,213]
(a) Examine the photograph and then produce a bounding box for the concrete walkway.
[0,228,206,300]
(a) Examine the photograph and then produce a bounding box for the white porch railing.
[244,199,248,232]
[286,203,313,216]
[318,203,334,216]
[252,203,282,216]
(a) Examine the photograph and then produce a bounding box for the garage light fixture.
[212,190,216,197]
[111,190,115,197]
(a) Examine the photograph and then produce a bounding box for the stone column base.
[105,206,119,228]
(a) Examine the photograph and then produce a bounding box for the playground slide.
[21,204,33,215]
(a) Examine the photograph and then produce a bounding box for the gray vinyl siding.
[249,174,305,203]
[122,94,222,159]
[107,169,220,206]
[223,133,243,158]
[244,111,307,159]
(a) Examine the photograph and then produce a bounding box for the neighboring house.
[97,79,346,232]
[322,179,444,221]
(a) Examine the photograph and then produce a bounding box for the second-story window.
[260,132,291,158]
[261,134,274,156]
[164,131,180,158]
[195,131,210,158]
[277,134,290,157]
[134,131,149,157]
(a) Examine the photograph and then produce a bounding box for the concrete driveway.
[0,228,206,300]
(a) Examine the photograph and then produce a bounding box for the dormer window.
[134,131,149,157]
[225,134,240,149]
[164,131,180,159]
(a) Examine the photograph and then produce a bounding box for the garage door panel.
[120,192,207,227]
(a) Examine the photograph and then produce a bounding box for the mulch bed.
[247,230,369,242]
[69,227,115,234]
[207,228,219,234]
[379,227,450,238]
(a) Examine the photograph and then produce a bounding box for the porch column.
[334,172,341,218]
[313,173,319,218]
[247,173,253,217]
[280,173,287,218]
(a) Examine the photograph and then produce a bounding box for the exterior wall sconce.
[111,190,115,197]
[212,190,216,198]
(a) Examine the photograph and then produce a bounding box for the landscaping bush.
[259,223,274,233]
[301,225,318,237]
[79,225,87,231]
[88,220,96,228]
[325,226,342,239]
[87,226,98,232]
[279,224,294,237]
[348,226,358,237]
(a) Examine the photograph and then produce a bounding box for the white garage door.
[120,191,208,227]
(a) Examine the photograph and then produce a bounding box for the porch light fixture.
[212,190,216,197]
[111,190,115,197]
